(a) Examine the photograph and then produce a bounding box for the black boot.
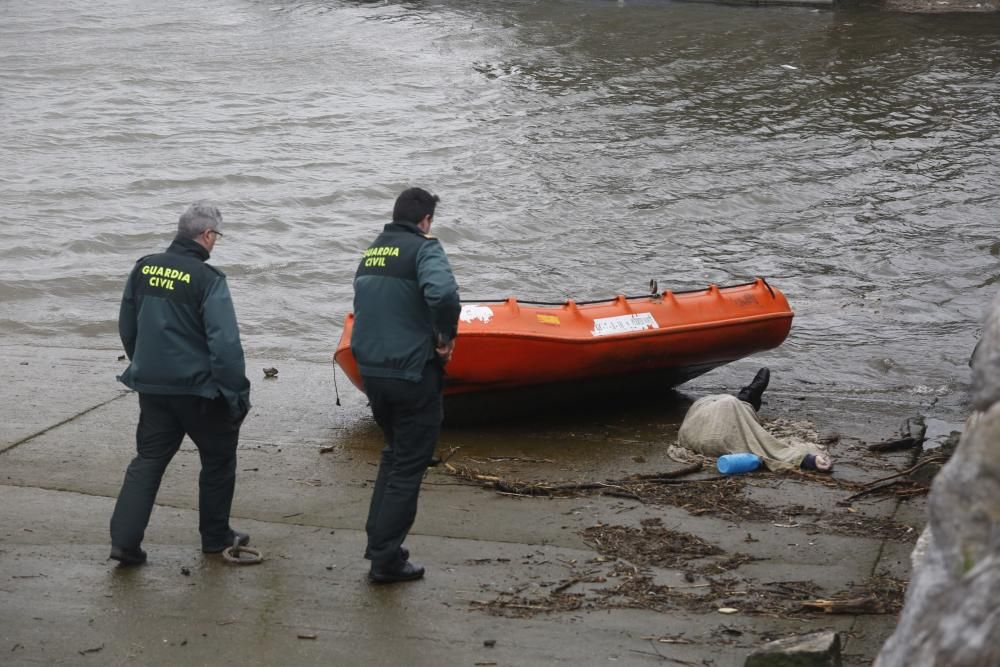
[369,559,425,584]
[203,530,250,554]
[737,367,770,411]
[110,545,147,566]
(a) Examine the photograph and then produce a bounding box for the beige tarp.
[677,394,825,472]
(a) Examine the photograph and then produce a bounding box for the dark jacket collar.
[166,234,211,262]
[384,221,423,235]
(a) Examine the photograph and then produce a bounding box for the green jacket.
[117,235,251,417]
[351,221,461,382]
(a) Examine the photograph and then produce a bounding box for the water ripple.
[1,0,998,400]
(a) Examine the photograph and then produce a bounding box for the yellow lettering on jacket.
[141,265,191,283]
[149,276,175,290]
[362,246,400,259]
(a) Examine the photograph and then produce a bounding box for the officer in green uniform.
[109,202,252,566]
[352,187,461,583]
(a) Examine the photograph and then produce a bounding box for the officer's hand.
[436,338,455,365]
[233,395,251,425]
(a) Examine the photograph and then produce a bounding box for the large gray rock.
[971,292,1000,411]
[876,296,1000,666]
[745,630,842,667]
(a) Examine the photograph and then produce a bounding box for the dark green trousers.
[110,394,241,551]
[363,364,443,567]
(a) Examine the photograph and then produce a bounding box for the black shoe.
[737,367,771,411]
[364,546,409,562]
[203,530,250,554]
[369,560,425,584]
[110,546,147,566]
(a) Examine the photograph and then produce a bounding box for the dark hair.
[392,187,440,224]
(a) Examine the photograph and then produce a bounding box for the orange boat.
[334,278,793,412]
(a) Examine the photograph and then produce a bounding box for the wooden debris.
[800,596,889,614]
[441,462,704,498]
[443,460,916,541]
[839,456,946,504]
[798,575,906,615]
[620,463,706,481]
[551,569,602,593]
[640,634,693,645]
[469,456,555,464]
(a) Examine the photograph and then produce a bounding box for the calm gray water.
[2,0,999,406]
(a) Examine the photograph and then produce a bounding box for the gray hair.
[177,201,223,239]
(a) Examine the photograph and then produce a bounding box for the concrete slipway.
[0,344,964,666]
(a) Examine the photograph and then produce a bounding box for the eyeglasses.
[207,229,223,238]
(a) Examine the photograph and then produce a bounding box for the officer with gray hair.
[110,201,252,566]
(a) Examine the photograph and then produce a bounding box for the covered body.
[678,394,824,472]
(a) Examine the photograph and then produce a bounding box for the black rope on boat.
[760,277,775,299]
[332,360,341,406]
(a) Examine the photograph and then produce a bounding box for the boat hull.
[334,278,794,403]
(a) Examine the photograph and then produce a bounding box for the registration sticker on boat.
[460,305,494,324]
[591,312,659,337]
[536,314,560,325]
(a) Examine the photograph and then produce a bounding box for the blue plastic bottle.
[717,453,762,475]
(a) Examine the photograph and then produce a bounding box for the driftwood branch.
[800,596,890,614]
[442,462,705,497]
[838,456,946,504]
[621,463,706,481]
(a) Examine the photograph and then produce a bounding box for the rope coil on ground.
[222,541,264,565]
